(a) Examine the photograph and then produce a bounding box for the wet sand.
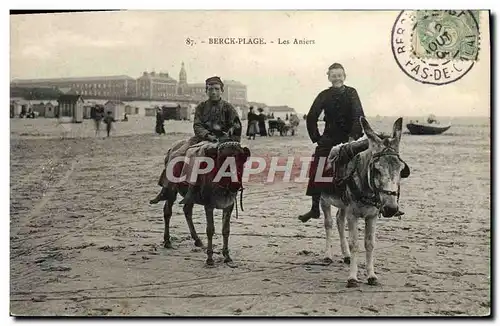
[10,116,491,316]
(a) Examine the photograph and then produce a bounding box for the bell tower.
[177,62,187,95]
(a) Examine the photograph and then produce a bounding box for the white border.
[3,1,497,326]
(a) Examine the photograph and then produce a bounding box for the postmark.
[391,10,480,86]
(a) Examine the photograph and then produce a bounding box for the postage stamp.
[412,10,480,61]
[391,10,481,86]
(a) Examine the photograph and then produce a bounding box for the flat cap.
[205,76,224,86]
[328,63,345,70]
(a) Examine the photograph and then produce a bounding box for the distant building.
[223,80,247,106]
[136,71,177,100]
[10,64,249,106]
[11,75,136,99]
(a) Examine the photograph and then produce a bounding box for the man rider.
[149,76,241,205]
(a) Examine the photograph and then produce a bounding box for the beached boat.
[406,122,451,135]
[406,115,451,135]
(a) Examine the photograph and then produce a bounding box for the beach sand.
[10,116,491,316]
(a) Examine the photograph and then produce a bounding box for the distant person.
[20,106,27,118]
[257,107,268,136]
[93,106,104,137]
[123,113,128,121]
[285,113,289,121]
[103,111,116,138]
[276,117,286,136]
[155,107,166,135]
[246,106,254,137]
[247,106,259,140]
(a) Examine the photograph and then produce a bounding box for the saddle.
[326,139,370,196]
[168,137,249,193]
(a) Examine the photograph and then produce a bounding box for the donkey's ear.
[392,118,403,140]
[392,117,403,144]
[360,116,382,145]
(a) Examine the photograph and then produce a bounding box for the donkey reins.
[346,146,403,209]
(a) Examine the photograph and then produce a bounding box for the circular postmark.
[391,10,480,85]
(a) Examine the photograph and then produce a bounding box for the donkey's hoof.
[343,257,351,264]
[323,257,333,265]
[346,278,359,288]
[194,239,204,248]
[367,277,379,286]
[205,258,215,266]
[224,258,237,268]
[164,242,173,249]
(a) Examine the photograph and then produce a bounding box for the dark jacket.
[193,99,242,142]
[306,85,365,146]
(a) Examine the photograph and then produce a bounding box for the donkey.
[320,116,410,287]
[157,138,250,266]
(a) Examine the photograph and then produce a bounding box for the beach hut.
[10,100,22,117]
[178,104,193,120]
[57,94,84,123]
[104,100,126,121]
[161,103,177,120]
[145,107,156,116]
[45,103,56,118]
[125,105,134,115]
[31,102,46,117]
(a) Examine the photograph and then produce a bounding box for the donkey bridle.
[345,147,403,209]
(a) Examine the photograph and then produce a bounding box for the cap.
[205,76,224,87]
[328,63,345,71]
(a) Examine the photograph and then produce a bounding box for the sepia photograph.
[9,9,491,317]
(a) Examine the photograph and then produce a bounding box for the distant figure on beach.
[123,113,128,122]
[155,107,166,135]
[103,111,116,138]
[276,117,286,136]
[247,106,259,140]
[93,106,104,137]
[257,107,267,137]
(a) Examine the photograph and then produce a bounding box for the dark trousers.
[305,138,346,196]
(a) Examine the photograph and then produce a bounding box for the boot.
[179,185,195,205]
[298,195,321,222]
[149,187,168,205]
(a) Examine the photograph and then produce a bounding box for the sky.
[10,10,490,116]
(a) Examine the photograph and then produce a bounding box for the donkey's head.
[360,117,410,217]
